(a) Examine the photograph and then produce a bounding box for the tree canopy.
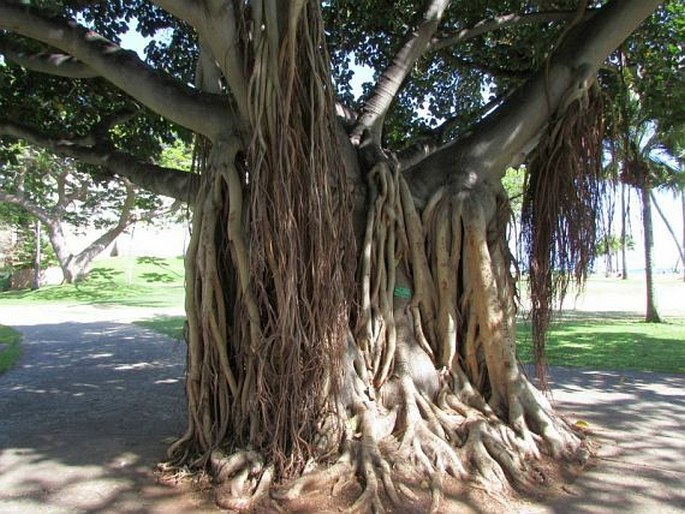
[1,1,679,194]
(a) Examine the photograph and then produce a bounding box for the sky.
[617,188,683,274]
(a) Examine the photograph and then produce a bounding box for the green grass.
[0,256,185,308]
[0,324,22,374]
[135,315,186,340]
[3,260,684,375]
[517,314,685,374]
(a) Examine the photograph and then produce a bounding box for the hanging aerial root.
[522,84,605,386]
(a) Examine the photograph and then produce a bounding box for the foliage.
[0,144,144,229]
[623,1,685,134]
[324,0,572,148]
[158,140,193,172]
[0,202,57,270]
[1,2,677,159]
[596,234,635,257]
[502,166,525,215]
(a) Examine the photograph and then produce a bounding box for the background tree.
[659,123,685,281]
[0,198,57,288]
[612,72,683,322]
[0,0,672,510]
[0,143,174,283]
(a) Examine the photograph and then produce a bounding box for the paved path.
[0,305,219,513]
[1,305,683,513]
[541,366,685,513]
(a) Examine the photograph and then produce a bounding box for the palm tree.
[620,121,684,321]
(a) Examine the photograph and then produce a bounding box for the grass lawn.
[2,261,683,375]
[517,314,685,374]
[0,324,22,374]
[135,315,186,340]
[0,256,185,309]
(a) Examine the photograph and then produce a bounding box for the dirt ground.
[0,291,683,513]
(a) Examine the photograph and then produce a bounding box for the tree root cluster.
[164,5,587,510]
[191,161,586,512]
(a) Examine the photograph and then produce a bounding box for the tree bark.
[43,221,76,283]
[640,185,661,322]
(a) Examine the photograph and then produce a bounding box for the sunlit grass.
[0,256,185,308]
[517,316,685,374]
[0,324,22,374]
[3,261,684,375]
[135,315,185,340]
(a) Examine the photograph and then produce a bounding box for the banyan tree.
[0,0,667,510]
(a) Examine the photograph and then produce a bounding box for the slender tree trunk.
[621,183,629,280]
[640,185,660,322]
[650,191,685,267]
[682,191,685,282]
[32,219,41,290]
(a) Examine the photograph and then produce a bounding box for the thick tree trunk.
[172,143,583,511]
[44,221,77,283]
[163,4,595,511]
[640,185,660,323]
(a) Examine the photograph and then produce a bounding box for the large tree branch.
[404,0,661,199]
[429,10,594,52]
[199,0,249,123]
[0,37,98,78]
[0,119,198,201]
[153,0,250,124]
[0,1,232,139]
[0,190,54,224]
[351,0,452,143]
[149,0,204,27]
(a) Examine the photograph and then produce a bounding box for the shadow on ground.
[2,316,683,513]
[541,366,685,513]
[0,320,217,513]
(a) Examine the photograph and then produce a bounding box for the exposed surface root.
[211,449,274,511]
